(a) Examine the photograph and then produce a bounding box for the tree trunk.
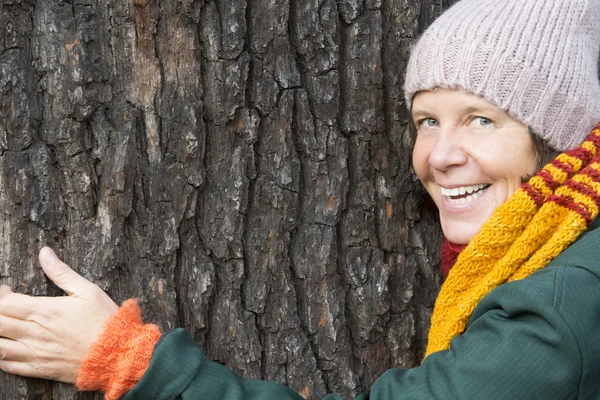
[0,0,453,398]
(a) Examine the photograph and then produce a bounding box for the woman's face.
[411,89,537,244]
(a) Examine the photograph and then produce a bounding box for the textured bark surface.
[0,1,455,399]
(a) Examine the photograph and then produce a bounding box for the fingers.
[0,291,37,320]
[0,315,29,340]
[0,338,31,362]
[38,247,92,296]
[0,341,61,381]
[0,359,42,379]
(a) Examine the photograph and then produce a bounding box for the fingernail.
[42,247,58,262]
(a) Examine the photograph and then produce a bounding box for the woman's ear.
[530,130,560,170]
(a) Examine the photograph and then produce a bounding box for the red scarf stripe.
[548,194,593,224]
[564,180,600,207]
[583,129,600,151]
[522,182,545,206]
[537,169,562,192]
[565,146,595,164]
[583,165,600,182]
[550,158,576,177]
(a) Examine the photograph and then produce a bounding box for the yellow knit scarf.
[425,125,600,358]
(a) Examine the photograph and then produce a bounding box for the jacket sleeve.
[123,269,582,400]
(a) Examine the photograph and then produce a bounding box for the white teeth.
[440,184,488,205]
[440,184,487,197]
[448,190,483,205]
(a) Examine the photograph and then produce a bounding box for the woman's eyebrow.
[451,105,498,119]
[411,109,433,119]
[457,105,481,115]
[455,102,502,115]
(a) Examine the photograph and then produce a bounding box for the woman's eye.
[419,118,440,127]
[472,117,493,127]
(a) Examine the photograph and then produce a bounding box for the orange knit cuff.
[76,299,163,400]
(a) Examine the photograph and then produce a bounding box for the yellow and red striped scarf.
[425,125,600,358]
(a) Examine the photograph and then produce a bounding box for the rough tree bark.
[0,0,457,399]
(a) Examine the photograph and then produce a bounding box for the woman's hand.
[0,247,119,384]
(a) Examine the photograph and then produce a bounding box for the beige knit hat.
[404,0,600,151]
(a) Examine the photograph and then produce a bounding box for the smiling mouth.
[441,184,490,205]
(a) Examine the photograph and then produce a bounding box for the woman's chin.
[438,198,495,244]
[440,222,481,245]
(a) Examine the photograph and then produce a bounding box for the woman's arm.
[123,267,584,400]
[0,249,586,400]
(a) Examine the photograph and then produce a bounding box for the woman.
[1,0,599,398]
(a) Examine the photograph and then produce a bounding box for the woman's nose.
[427,131,468,171]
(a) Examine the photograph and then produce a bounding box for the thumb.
[0,285,13,296]
[39,247,91,296]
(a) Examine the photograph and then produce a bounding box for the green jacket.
[123,221,600,399]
